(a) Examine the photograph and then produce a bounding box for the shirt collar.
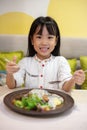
[34,54,54,63]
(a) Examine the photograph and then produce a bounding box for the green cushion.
[67,58,77,74]
[80,56,87,89]
[0,51,24,71]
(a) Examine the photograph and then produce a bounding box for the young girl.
[6,16,85,92]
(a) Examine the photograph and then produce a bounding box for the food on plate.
[12,89,64,111]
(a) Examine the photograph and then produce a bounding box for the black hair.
[27,16,61,56]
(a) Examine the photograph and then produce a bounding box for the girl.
[6,16,85,92]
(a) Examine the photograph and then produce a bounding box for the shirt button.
[42,64,44,67]
[40,86,43,89]
[40,74,43,77]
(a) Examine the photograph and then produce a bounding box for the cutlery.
[49,76,72,84]
[49,70,87,84]
[4,58,39,77]
[84,70,87,73]
[4,58,10,62]
[4,58,87,78]
[24,69,39,77]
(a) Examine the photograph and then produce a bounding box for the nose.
[41,37,48,45]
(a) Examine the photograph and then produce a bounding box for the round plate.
[3,88,74,117]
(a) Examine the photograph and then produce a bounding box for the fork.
[49,70,87,84]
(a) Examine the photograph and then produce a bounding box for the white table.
[0,85,87,130]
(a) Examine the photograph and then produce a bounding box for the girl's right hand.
[6,56,20,74]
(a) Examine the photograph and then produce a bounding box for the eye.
[48,36,54,39]
[36,35,42,39]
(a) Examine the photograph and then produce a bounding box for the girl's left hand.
[73,69,85,85]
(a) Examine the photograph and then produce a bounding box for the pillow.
[67,58,77,74]
[0,51,24,71]
[80,56,87,89]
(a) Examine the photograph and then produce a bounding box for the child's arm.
[62,70,85,92]
[6,56,20,89]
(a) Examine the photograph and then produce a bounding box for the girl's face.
[31,25,57,60]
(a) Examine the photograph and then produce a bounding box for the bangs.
[37,23,57,36]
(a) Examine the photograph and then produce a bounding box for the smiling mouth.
[40,47,49,52]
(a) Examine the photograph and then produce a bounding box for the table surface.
[0,85,87,130]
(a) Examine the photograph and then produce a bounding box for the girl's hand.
[6,56,20,74]
[73,69,85,85]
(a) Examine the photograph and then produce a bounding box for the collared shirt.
[14,55,72,90]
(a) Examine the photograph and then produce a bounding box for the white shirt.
[14,55,72,90]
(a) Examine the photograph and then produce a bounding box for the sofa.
[0,34,87,89]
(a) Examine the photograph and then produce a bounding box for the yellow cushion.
[0,51,24,71]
